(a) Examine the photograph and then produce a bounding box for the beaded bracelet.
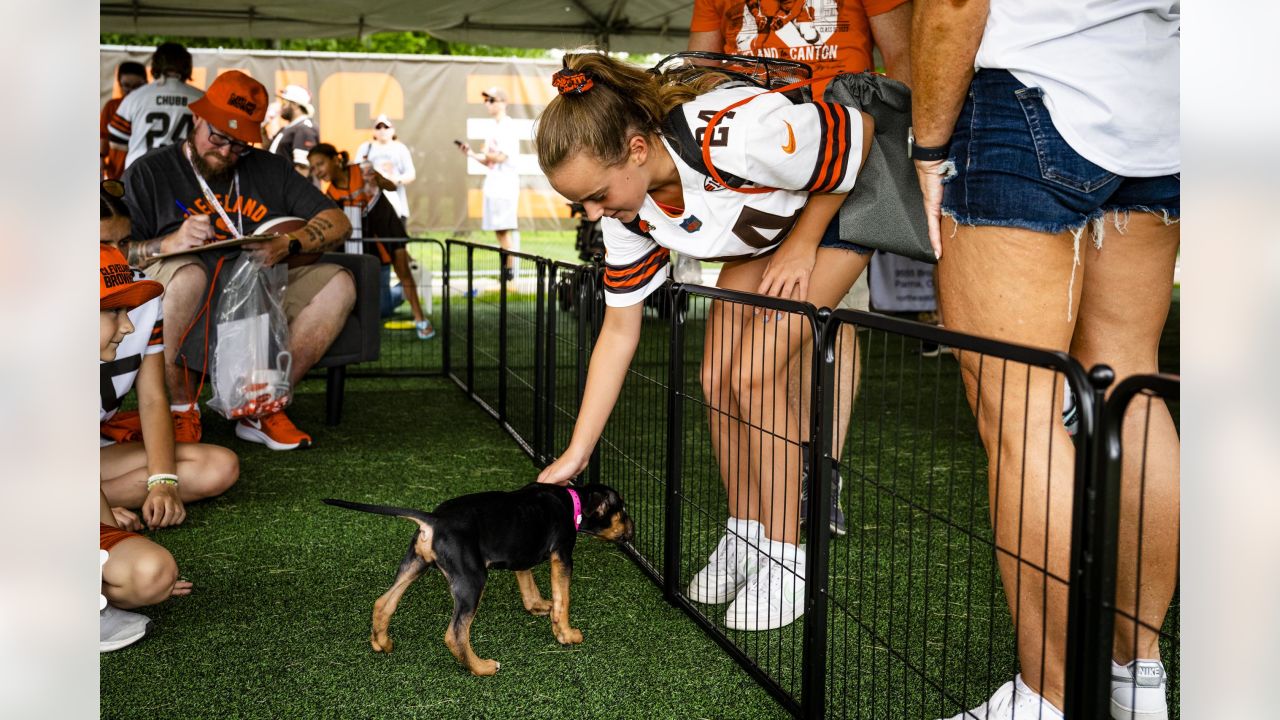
[146,473,179,491]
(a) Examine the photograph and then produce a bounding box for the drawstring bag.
[206,254,294,420]
[823,72,934,264]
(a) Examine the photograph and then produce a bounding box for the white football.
[255,216,307,236]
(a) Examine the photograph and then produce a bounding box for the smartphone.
[452,139,464,147]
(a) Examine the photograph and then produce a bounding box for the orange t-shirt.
[690,0,907,95]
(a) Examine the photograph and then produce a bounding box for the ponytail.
[534,50,730,174]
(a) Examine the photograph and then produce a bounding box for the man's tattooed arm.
[123,238,163,268]
[297,209,351,253]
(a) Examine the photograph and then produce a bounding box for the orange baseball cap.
[190,70,268,145]
[100,244,163,310]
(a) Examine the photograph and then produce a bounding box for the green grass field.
[102,270,1178,719]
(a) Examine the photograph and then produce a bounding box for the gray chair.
[177,252,382,426]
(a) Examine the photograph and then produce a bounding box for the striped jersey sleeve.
[107,91,136,145]
[600,217,670,308]
[739,99,863,194]
[691,87,863,195]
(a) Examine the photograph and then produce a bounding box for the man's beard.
[186,137,237,183]
[280,104,295,121]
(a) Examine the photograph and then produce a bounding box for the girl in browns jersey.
[534,52,874,631]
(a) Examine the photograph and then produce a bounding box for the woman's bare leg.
[938,220,1081,709]
[1068,211,1180,664]
[703,260,770,522]
[391,248,426,323]
[731,248,870,544]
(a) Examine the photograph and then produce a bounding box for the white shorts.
[481,196,518,231]
[836,271,870,312]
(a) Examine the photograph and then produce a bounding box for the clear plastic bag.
[207,254,294,420]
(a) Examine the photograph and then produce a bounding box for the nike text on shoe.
[724,539,805,631]
[1111,659,1168,720]
[100,605,152,653]
[938,675,1064,720]
[687,518,762,604]
[236,410,313,451]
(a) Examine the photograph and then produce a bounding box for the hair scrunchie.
[552,69,594,95]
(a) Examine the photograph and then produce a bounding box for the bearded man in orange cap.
[119,70,354,451]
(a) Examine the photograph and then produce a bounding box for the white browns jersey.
[108,77,204,168]
[602,85,862,307]
[100,273,164,438]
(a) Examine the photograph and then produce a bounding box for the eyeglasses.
[206,125,253,156]
[101,179,125,198]
[483,97,500,104]
[374,123,391,130]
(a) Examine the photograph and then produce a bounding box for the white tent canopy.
[101,1,693,54]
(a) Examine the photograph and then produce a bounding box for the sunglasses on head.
[206,125,253,155]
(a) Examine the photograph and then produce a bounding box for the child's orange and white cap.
[100,244,162,310]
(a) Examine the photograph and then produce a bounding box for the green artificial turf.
[100,376,789,720]
[104,278,1179,719]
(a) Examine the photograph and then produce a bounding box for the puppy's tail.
[322,498,435,532]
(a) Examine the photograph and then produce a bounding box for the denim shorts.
[942,69,1179,235]
[818,217,874,255]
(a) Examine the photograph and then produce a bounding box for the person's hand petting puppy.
[537,449,589,485]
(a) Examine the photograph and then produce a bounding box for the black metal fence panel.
[439,250,1180,720]
[345,238,448,377]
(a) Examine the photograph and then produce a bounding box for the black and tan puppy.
[322,482,633,676]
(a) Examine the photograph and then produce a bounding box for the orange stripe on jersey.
[821,104,850,193]
[604,246,670,292]
[109,115,132,134]
[807,102,851,193]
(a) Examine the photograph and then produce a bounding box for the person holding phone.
[457,87,522,280]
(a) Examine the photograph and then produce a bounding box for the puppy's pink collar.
[566,487,583,531]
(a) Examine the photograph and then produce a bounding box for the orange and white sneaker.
[235,410,312,451]
[171,406,203,444]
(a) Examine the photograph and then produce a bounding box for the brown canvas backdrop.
[101,46,575,234]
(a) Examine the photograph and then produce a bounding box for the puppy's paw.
[524,599,552,616]
[555,627,583,645]
[370,633,394,653]
[470,659,500,676]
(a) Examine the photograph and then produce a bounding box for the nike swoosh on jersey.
[781,121,796,154]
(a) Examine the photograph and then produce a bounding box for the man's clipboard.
[154,234,278,259]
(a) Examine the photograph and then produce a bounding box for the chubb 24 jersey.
[601,84,863,307]
[108,77,204,168]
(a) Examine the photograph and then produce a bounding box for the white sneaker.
[687,518,762,604]
[939,675,1064,720]
[100,604,152,653]
[1111,659,1168,720]
[724,539,806,631]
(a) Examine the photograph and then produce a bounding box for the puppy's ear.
[584,486,611,517]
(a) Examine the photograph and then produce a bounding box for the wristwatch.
[287,236,303,256]
[908,127,950,162]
